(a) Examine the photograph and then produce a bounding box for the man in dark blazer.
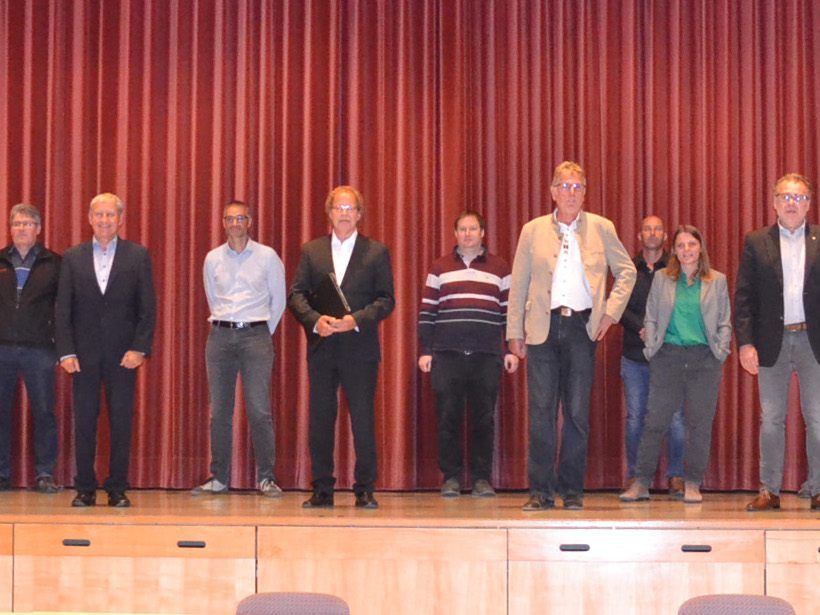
[56,193,156,508]
[288,185,395,509]
[736,173,820,512]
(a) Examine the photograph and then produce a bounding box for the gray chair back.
[236,592,350,615]
[678,594,796,614]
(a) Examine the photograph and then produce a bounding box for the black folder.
[309,272,351,318]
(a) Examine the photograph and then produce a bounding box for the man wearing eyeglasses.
[507,161,635,510]
[193,200,286,498]
[736,173,820,512]
[288,185,395,509]
[0,204,61,493]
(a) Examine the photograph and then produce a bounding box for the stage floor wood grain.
[0,489,816,530]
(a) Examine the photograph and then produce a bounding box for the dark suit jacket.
[735,223,820,366]
[288,234,395,361]
[55,238,156,362]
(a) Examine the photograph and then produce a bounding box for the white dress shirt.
[550,213,593,310]
[331,230,358,283]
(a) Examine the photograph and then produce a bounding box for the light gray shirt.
[203,238,286,335]
[779,222,806,326]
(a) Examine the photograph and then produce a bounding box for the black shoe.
[107,491,131,507]
[355,492,379,509]
[303,491,334,508]
[71,491,96,507]
[563,495,584,510]
[522,494,555,511]
[0,477,10,491]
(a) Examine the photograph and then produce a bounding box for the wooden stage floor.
[0,489,817,614]
[0,488,816,529]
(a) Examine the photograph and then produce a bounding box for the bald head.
[638,215,666,261]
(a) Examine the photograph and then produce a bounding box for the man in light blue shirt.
[193,200,286,497]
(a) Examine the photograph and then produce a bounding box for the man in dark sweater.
[418,210,519,497]
[0,204,61,493]
[620,215,685,496]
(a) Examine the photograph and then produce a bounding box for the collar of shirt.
[92,235,119,253]
[553,210,581,233]
[331,230,358,250]
[9,243,40,262]
[225,237,256,258]
[778,221,806,240]
[453,244,486,266]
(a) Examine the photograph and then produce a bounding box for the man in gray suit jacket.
[507,161,635,511]
[288,185,395,509]
[736,173,820,512]
[56,193,156,508]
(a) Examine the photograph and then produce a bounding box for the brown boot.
[668,476,685,498]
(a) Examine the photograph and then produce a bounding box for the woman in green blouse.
[620,225,732,504]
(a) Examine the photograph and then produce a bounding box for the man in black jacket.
[736,173,820,512]
[0,203,61,493]
[288,185,395,509]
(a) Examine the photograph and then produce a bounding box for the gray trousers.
[758,330,820,496]
[635,344,723,485]
[206,325,276,485]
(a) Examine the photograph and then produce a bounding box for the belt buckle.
[559,307,573,317]
[235,321,249,329]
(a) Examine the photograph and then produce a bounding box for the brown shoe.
[811,494,819,511]
[746,489,780,512]
[668,476,685,498]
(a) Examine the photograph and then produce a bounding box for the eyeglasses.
[776,193,811,204]
[224,215,249,224]
[11,220,37,228]
[331,204,358,213]
[554,182,585,193]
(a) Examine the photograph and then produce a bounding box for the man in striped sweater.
[418,210,519,498]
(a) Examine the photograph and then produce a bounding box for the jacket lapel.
[766,224,784,289]
[81,242,104,297]
[804,224,818,286]
[340,235,365,288]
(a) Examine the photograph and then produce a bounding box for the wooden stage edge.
[0,489,817,529]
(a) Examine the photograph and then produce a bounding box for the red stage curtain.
[0,0,817,491]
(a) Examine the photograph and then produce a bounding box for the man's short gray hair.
[9,203,42,226]
[89,192,125,215]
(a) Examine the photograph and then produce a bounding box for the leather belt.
[212,320,267,329]
[552,306,590,317]
[784,322,807,332]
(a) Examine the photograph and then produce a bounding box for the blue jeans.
[758,330,820,497]
[621,356,684,479]
[527,311,597,498]
[0,345,58,479]
[206,325,276,485]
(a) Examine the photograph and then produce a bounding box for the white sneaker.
[191,477,228,495]
[259,478,283,498]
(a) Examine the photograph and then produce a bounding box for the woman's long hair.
[665,224,712,282]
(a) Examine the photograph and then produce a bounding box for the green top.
[664,275,708,346]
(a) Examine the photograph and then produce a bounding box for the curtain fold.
[1,0,817,491]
